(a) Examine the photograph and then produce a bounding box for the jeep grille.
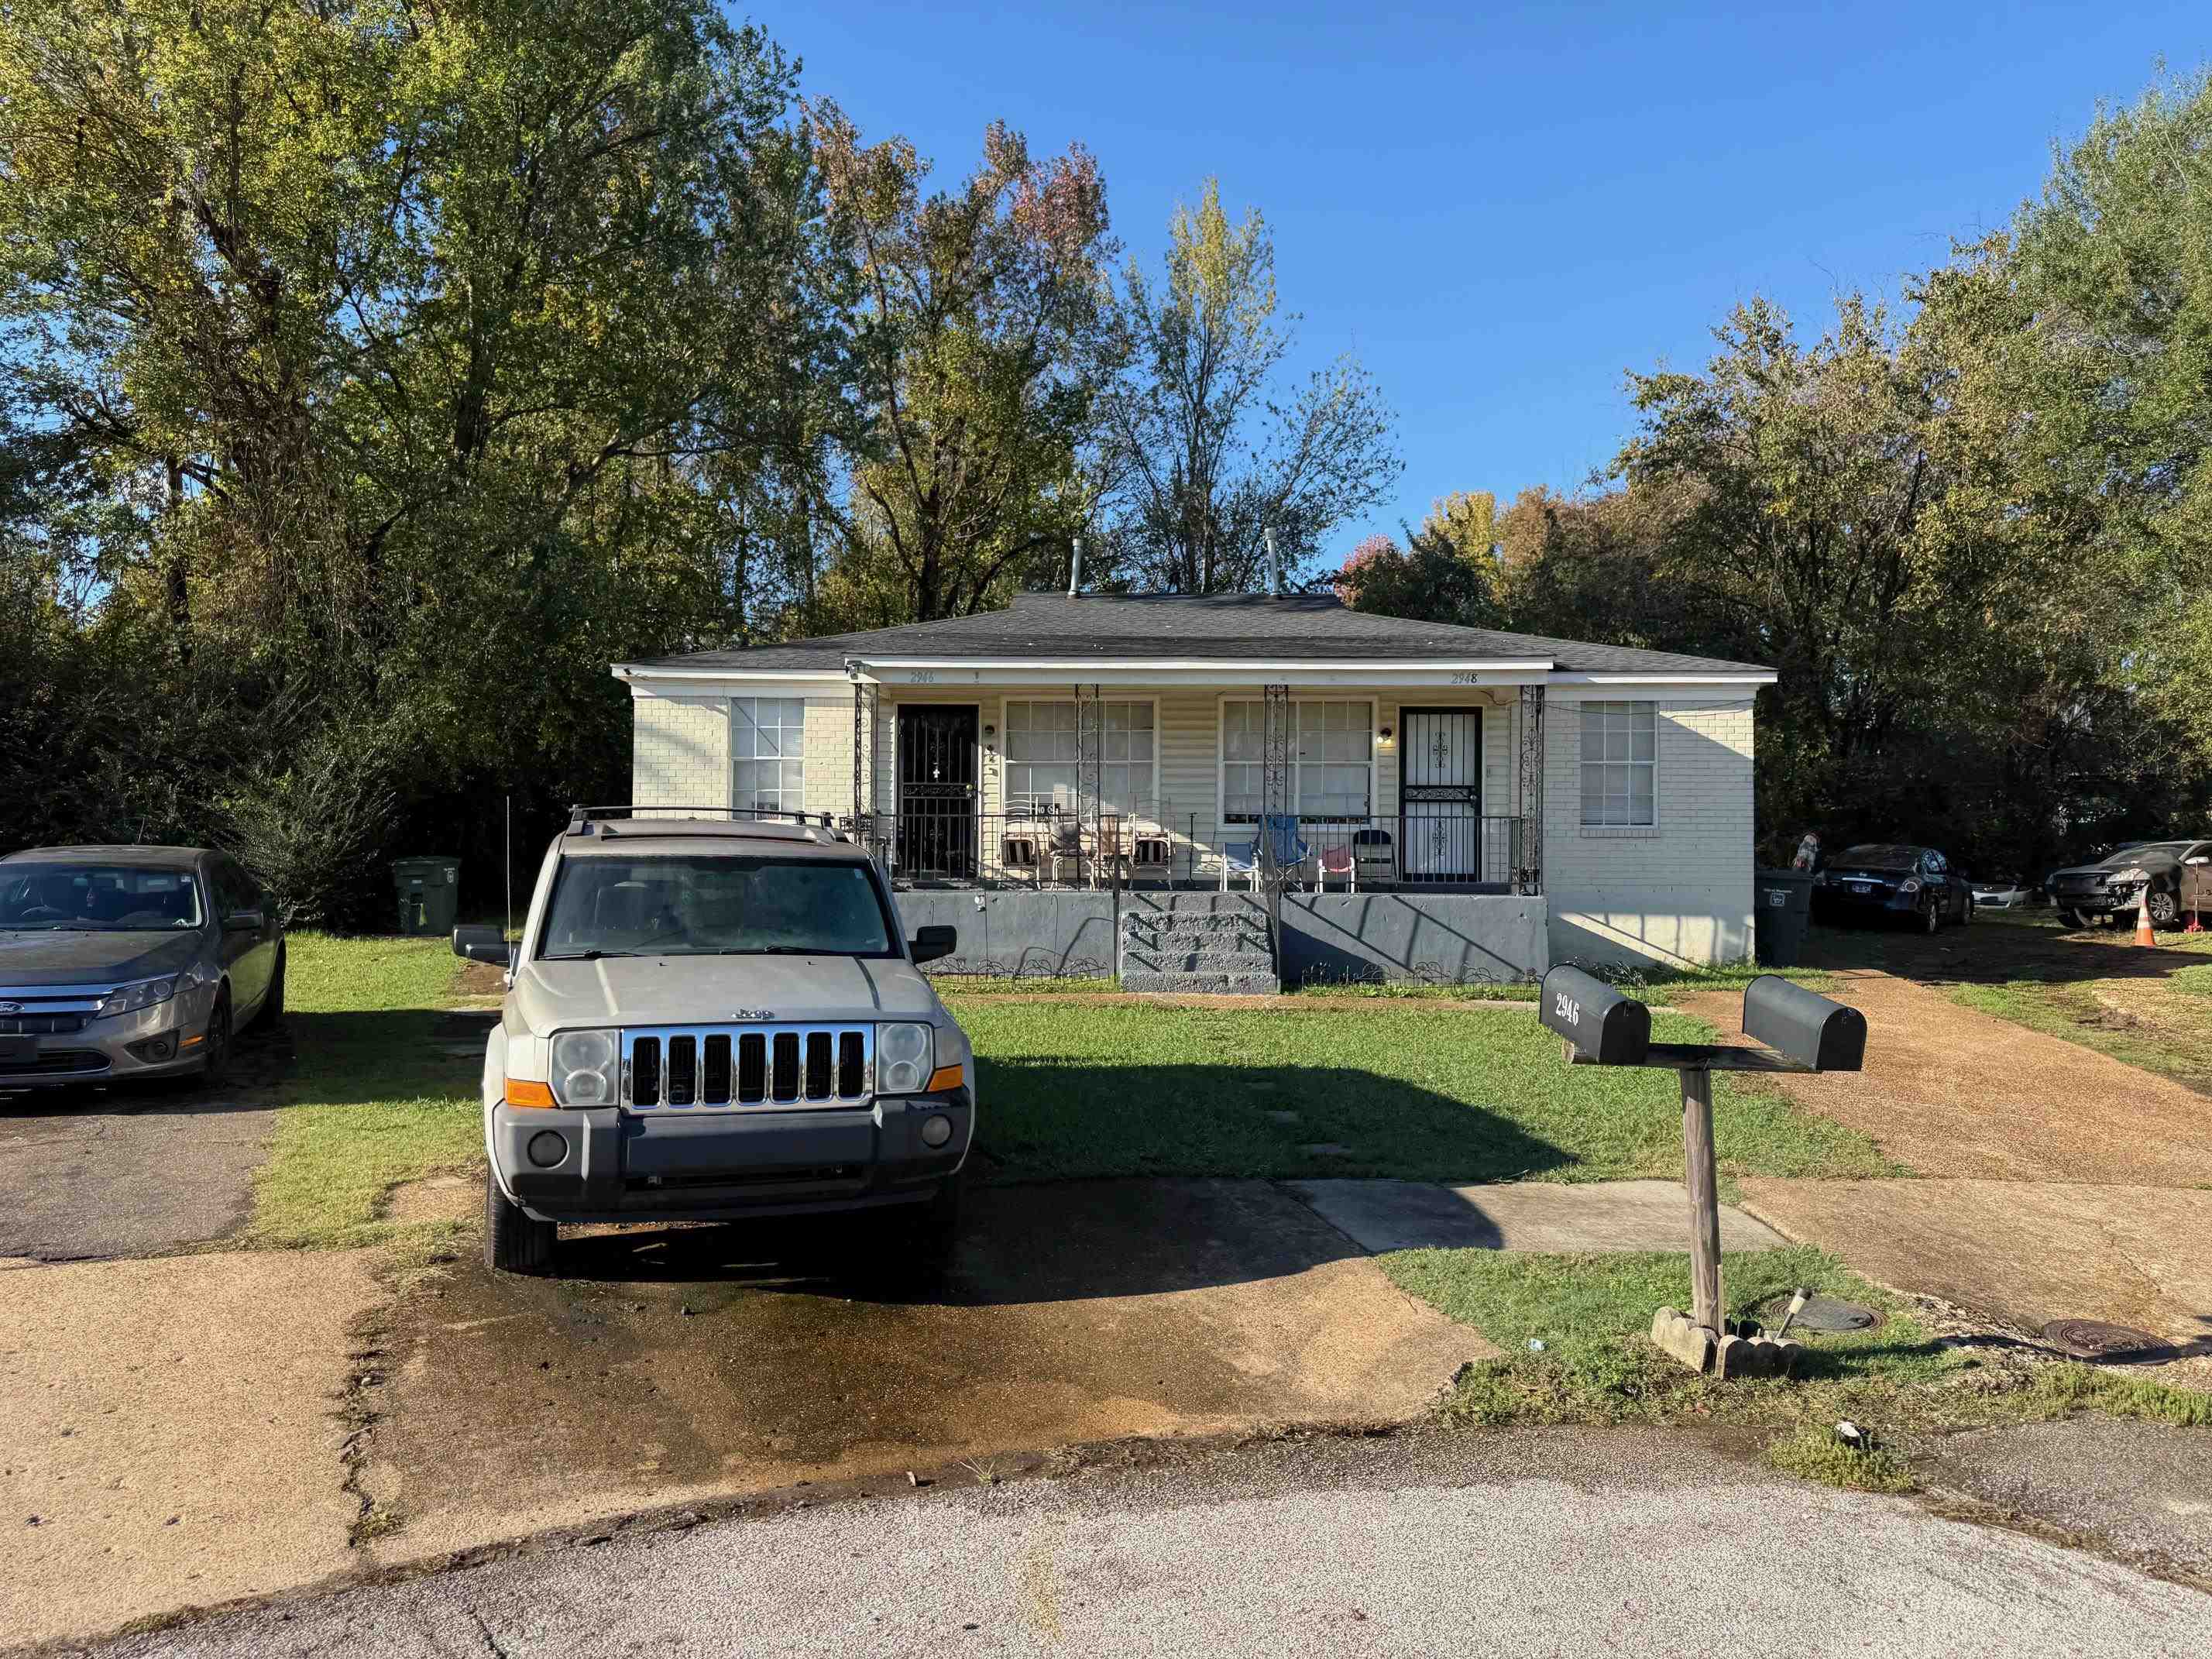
[621,1025,871,1110]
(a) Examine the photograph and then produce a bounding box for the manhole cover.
[1759,1293,1880,1334]
[2040,1319,2166,1360]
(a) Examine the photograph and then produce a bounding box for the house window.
[1579,700,1656,826]
[1221,699,1374,823]
[731,697,807,814]
[1005,700,1155,818]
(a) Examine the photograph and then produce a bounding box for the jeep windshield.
[0,864,205,930]
[538,855,897,960]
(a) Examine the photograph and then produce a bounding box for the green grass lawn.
[952,998,1897,1184]
[242,933,484,1249]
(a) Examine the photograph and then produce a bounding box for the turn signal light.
[504,1078,557,1108]
[925,1063,965,1094]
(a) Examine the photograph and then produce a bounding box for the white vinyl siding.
[1004,699,1156,818]
[731,697,807,813]
[1579,700,1656,826]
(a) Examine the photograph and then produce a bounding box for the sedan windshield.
[0,865,204,930]
[2100,843,2189,864]
[540,856,895,959]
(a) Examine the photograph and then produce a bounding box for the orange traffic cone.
[2133,883,2157,946]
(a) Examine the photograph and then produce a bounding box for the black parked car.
[2045,840,2212,930]
[1812,843,1974,933]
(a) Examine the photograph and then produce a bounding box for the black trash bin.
[393,857,461,937]
[1754,868,1815,967]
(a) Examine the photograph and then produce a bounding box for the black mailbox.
[1539,966,1651,1066]
[1743,975,1866,1073]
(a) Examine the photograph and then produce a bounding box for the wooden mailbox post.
[1540,967,1867,1379]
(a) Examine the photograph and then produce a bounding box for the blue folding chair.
[1221,814,1310,891]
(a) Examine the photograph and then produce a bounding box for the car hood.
[0,929,208,987]
[513,953,941,1033]
[2050,854,2172,881]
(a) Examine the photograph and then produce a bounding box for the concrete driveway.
[0,1025,291,1262]
[354,1179,1492,1568]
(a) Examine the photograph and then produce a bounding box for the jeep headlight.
[874,1022,933,1094]
[549,1028,617,1107]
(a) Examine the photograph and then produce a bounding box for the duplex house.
[613,593,1776,987]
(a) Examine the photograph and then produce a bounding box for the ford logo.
[0,1001,19,1015]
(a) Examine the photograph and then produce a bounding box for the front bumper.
[490,1085,975,1224]
[0,993,216,1090]
[2051,887,2135,915]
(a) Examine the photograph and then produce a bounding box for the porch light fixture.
[1379,725,1395,745]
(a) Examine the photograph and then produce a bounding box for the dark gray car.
[2045,840,2212,930]
[0,846,285,1090]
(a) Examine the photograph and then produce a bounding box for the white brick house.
[613,594,1775,975]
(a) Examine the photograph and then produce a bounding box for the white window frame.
[1578,699,1659,830]
[728,696,809,816]
[1216,696,1379,826]
[1001,696,1160,823]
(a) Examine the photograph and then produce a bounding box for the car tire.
[197,992,233,1089]
[2146,887,2180,929]
[1960,894,1974,926]
[1922,896,1941,935]
[249,946,286,1031]
[484,1168,556,1276]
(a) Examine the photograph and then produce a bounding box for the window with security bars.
[1221,699,1373,823]
[1579,700,1657,826]
[732,698,806,814]
[1005,700,1154,817]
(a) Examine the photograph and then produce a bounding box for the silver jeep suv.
[455,812,974,1275]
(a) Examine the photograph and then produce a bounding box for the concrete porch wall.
[889,889,1549,987]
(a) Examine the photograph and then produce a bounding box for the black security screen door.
[896,705,979,879]
[1400,707,1482,879]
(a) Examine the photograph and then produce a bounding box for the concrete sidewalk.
[0,1251,382,1650]
[1287,1178,1786,1255]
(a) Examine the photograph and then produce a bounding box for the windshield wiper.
[541,949,647,961]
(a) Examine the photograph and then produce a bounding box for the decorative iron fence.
[857,802,1532,891]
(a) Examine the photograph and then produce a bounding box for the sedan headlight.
[549,1028,617,1107]
[875,1022,933,1094]
[93,975,179,1019]
[2108,867,2148,884]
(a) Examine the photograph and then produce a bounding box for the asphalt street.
[91,1426,2212,1658]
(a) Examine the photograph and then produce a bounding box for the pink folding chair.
[1316,843,1356,892]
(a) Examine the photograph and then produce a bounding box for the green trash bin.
[393,857,461,937]
[1754,868,1815,967]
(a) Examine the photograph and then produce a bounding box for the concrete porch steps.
[1119,893,1278,994]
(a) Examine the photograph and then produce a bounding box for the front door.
[1400,708,1482,880]
[895,705,978,879]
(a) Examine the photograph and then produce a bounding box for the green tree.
[1102,180,1400,593]
[809,104,1115,622]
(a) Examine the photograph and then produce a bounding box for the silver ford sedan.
[0,846,285,1090]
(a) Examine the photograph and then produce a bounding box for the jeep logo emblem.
[730,1008,775,1021]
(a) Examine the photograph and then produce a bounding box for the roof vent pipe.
[1068,536,1082,597]
[1263,527,1279,596]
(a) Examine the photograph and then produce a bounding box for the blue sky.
[747,2,2208,564]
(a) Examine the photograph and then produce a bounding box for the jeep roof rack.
[563,805,850,843]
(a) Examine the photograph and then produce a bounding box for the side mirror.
[908,924,957,965]
[2188,857,2210,867]
[1743,975,1866,1073]
[1538,965,1651,1066]
[452,924,512,966]
[222,909,263,932]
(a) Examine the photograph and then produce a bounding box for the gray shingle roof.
[621,593,1773,677]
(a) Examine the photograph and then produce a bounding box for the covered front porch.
[843,678,1550,898]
